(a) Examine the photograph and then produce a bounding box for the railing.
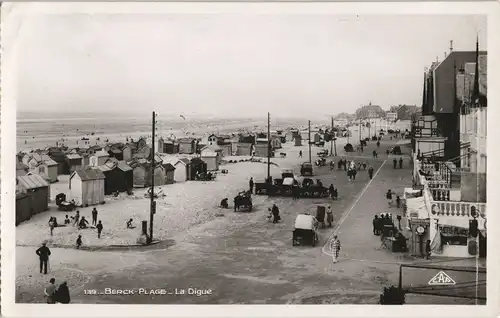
[430,201,487,218]
[416,159,487,220]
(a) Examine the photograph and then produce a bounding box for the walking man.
[372,150,377,159]
[91,208,98,226]
[425,240,432,259]
[96,221,103,239]
[44,278,57,304]
[249,177,254,194]
[368,166,374,179]
[326,206,333,228]
[36,242,51,274]
[393,158,398,169]
[376,141,380,148]
[399,157,403,169]
[330,235,341,263]
[299,150,302,158]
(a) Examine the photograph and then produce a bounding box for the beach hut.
[207,134,218,146]
[28,154,59,183]
[178,138,197,154]
[254,142,271,157]
[90,150,110,167]
[163,163,176,184]
[189,158,208,179]
[16,192,33,225]
[200,149,219,171]
[236,142,253,156]
[69,168,106,207]
[65,153,83,174]
[122,144,133,162]
[130,160,166,188]
[108,147,124,161]
[294,135,302,146]
[16,162,29,177]
[271,136,282,149]
[97,161,133,195]
[174,158,190,182]
[16,174,50,214]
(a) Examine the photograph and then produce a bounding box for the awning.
[406,196,428,219]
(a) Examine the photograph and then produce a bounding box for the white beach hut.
[174,158,190,182]
[69,168,106,207]
[89,150,110,167]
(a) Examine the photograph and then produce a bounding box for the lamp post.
[333,137,337,156]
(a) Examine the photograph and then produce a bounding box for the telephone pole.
[267,112,271,180]
[308,120,312,163]
[330,117,334,155]
[148,111,157,244]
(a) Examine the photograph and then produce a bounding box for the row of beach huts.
[14,130,304,225]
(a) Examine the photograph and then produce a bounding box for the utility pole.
[148,111,157,244]
[308,120,312,163]
[267,112,271,180]
[359,117,362,142]
[330,117,334,155]
[368,118,371,138]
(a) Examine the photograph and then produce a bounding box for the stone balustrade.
[430,201,486,218]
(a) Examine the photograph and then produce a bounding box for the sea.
[16,111,312,152]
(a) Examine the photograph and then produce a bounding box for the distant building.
[386,112,397,122]
[396,105,419,121]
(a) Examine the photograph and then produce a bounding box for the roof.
[93,150,109,157]
[163,163,176,171]
[66,153,82,160]
[117,161,132,172]
[175,158,190,166]
[17,174,49,189]
[110,148,122,154]
[201,151,218,157]
[16,162,29,170]
[73,168,106,181]
[177,138,195,143]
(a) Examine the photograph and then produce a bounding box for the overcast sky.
[15,14,486,117]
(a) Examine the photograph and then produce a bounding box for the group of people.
[385,189,401,208]
[268,204,281,223]
[372,213,396,236]
[44,278,71,304]
[393,157,404,169]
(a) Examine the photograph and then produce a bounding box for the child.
[76,235,82,249]
[64,215,71,225]
[396,196,401,208]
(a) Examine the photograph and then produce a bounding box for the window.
[39,166,45,173]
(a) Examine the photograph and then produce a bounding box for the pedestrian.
[330,235,341,263]
[368,166,374,179]
[332,187,338,200]
[249,177,254,194]
[393,158,397,169]
[396,195,401,209]
[54,281,71,304]
[373,215,379,235]
[399,157,403,169]
[44,278,57,304]
[328,184,334,199]
[362,162,367,170]
[96,220,103,239]
[271,204,280,224]
[386,149,390,156]
[78,217,89,229]
[91,207,98,226]
[49,217,56,236]
[36,241,51,274]
[72,210,80,227]
[64,215,71,225]
[343,159,347,171]
[386,189,393,207]
[76,235,82,249]
[376,141,380,148]
[396,215,402,231]
[425,240,432,259]
[372,150,377,159]
[299,150,302,158]
[326,206,333,228]
[352,169,357,181]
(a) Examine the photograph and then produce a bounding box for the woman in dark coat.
[271,204,280,224]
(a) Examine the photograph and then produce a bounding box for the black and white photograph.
[1,2,498,317]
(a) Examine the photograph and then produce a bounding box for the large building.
[407,40,487,259]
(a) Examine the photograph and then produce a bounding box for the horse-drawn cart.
[292,214,319,246]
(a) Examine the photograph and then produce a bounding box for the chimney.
[444,52,447,58]
[449,40,453,52]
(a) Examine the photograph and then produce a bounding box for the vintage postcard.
[1,1,499,317]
